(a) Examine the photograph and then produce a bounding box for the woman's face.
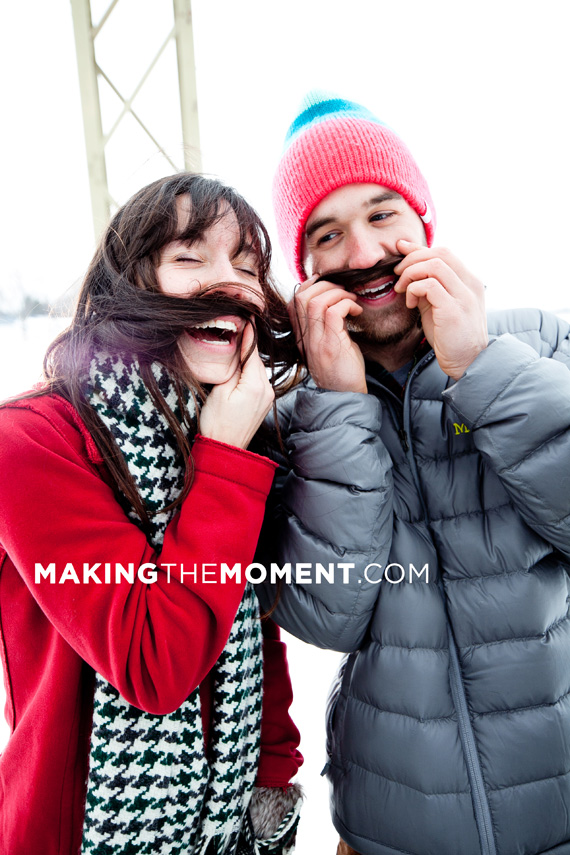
[156,197,265,385]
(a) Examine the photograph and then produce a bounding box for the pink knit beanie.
[272,91,436,279]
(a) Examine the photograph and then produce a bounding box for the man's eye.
[317,231,339,245]
[370,212,393,223]
[175,256,200,263]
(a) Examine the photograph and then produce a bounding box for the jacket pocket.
[325,652,356,767]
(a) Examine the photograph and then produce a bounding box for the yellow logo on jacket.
[453,423,470,435]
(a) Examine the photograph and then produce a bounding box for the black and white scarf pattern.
[81,354,263,855]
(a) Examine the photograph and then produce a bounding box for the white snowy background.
[1,1,569,851]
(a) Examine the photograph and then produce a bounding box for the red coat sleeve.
[0,397,277,715]
[256,617,303,787]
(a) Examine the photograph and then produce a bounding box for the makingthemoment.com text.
[34,562,430,586]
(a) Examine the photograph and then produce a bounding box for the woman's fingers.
[199,323,274,450]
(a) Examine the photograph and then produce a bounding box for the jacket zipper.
[367,383,410,454]
[400,356,497,855]
[446,633,496,855]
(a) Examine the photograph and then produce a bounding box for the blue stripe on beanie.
[284,90,387,146]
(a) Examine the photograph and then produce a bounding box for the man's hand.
[289,275,368,393]
[199,324,275,450]
[394,240,488,381]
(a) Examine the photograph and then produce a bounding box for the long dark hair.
[14,174,301,529]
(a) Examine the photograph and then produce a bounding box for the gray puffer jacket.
[257,309,570,855]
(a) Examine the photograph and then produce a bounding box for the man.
[258,92,570,855]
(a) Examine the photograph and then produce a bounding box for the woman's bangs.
[173,196,225,246]
[172,190,271,283]
[231,199,271,281]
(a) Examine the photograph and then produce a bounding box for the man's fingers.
[290,277,355,333]
[395,240,483,293]
[395,258,464,298]
[290,284,360,349]
[304,288,360,319]
[395,238,424,257]
[293,279,359,312]
[292,274,320,295]
[321,300,364,335]
[403,278,451,310]
[286,274,368,393]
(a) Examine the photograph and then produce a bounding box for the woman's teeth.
[189,319,238,345]
[193,319,238,332]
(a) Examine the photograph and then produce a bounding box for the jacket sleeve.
[442,310,570,557]
[0,400,277,715]
[256,383,394,652]
[255,618,303,788]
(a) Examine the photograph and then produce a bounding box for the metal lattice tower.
[70,0,201,237]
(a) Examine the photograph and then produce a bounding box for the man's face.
[302,183,426,347]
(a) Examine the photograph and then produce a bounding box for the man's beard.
[317,255,422,346]
[347,305,421,347]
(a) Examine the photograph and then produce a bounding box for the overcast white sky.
[1,0,569,318]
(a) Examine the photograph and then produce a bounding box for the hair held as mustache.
[315,254,405,291]
[83,281,287,361]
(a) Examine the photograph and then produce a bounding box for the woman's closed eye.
[235,265,258,277]
[175,255,201,263]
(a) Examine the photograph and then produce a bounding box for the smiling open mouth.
[354,276,397,300]
[188,319,238,346]
[316,254,404,294]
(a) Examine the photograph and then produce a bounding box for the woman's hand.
[199,323,275,449]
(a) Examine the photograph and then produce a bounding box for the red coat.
[0,394,302,855]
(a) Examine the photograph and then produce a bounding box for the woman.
[0,174,303,855]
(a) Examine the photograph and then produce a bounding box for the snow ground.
[0,316,341,853]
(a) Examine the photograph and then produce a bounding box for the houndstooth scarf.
[81,354,263,855]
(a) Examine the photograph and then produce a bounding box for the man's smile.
[316,254,404,298]
[353,274,398,303]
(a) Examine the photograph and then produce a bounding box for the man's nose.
[346,232,387,270]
